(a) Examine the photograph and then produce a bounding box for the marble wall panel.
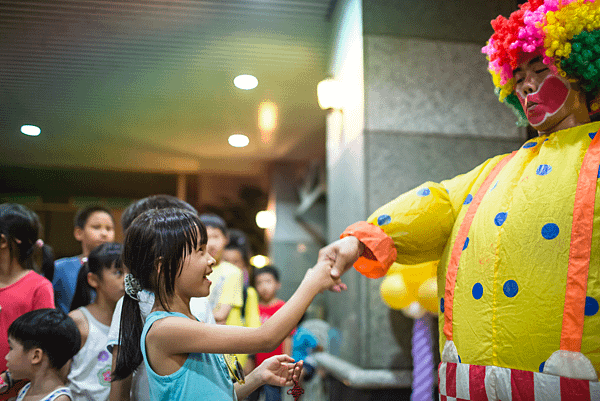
[364,35,524,139]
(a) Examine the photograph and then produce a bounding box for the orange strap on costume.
[561,128,600,352]
[443,152,516,341]
[341,221,397,279]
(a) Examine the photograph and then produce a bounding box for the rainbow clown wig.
[482,0,600,125]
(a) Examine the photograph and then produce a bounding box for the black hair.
[199,213,228,236]
[225,229,252,266]
[112,208,208,380]
[255,265,280,282]
[0,203,42,270]
[121,195,197,231]
[73,205,114,229]
[70,242,123,311]
[40,244,55,282]
[8,308,81,370]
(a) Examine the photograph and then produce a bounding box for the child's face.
[255,272,280,303]
[222,248,247,271]
[175,242,216,300]
[93,263,125,304]
[5,337,32,380]
[75,211,115,255]
[205,226,228,263]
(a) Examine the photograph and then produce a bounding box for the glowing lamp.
[21,125,41,136]
[228,134,249,148]
[234,75,258,90]
[317,79,343,110]
[256,210,276,229]
[251,255,270,268]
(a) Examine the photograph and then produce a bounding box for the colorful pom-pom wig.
[482,0,600,125]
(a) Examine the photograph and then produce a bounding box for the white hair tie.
[124,273,142,301]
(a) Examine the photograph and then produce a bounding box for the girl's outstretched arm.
[145,260,340,372]
[234,356,303,400]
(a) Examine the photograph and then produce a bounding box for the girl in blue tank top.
[111,208,342,401]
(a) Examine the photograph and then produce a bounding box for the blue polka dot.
[523,141,537,148]
[503,280,519,298]
[458,355,462,363]
[464,194,473,205]
[463,237,469,250]
[490,180,499,191]
[536,164,552,176]
[539,361,545,373]
[417,188,431,197]
[472,283,483,300]
[440,297,445,313]
[597,165,600,179]
[377,214,391,226]
[585,297,599,316]
[590,132,597,140]
[494,212,507,226]
[541,223,560,240]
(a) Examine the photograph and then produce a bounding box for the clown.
[320,1,600,399]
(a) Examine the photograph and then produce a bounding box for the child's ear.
[30,347,43,366]
[276,281,281,291]
[74,226,84,242]
[87,272,100,289]
[0,234,8,249]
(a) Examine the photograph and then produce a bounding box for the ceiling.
[0,0,333,177]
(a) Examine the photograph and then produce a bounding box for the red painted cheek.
[522,76,569,125]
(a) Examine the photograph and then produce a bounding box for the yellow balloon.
[380,273,415,310]
[417,276,438,313]
[380,261,439,313]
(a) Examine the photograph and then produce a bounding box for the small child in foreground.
[5,308,81,401]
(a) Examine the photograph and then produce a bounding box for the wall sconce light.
[317,78,343,110]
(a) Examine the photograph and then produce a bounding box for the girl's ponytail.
[70,261,91,311]
[69,243,122,311]
[112,293,144,380]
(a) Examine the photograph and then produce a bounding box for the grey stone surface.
[364,35,523,139]
[365,131,524,212]
[326,134,369,367]
[363,0,517,44]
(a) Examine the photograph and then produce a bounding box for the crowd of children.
[0,196,335,401]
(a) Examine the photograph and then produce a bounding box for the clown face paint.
[512,55,589,134]
[515,72,570,127]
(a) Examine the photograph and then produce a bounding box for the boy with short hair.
[3,308,81,401]
[249,265,293,401]
[198,214,244,326]
[53,205,115,313]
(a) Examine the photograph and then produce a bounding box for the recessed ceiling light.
[21,125,41,136]
[234,75,258,90]
[228,134,249,148]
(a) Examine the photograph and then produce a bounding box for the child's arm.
[146,260,338,360]
[109,345,132,401]
[283,335,292,356]
[212,304,232,324]
[68,309,88,350]
[234,355,302,400]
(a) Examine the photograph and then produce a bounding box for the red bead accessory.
[286,379,304,400]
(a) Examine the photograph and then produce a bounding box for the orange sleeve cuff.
[341,221,397,279]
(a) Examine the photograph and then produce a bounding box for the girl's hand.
[255,355,303,387]
[305,260,345,293]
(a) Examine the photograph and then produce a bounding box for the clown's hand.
[255,355,303,387]
[318,236,365,291]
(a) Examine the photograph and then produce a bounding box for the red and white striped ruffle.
[438,362,600,401]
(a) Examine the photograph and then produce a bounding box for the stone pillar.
[324,0,524,374]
